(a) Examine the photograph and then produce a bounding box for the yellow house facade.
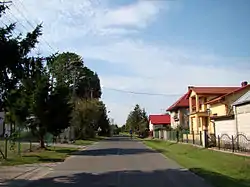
[187,86,242,135]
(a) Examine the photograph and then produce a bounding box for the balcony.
[173,114,179,121]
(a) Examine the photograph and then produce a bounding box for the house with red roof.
[149,114,171,132]
[166,92,190,130]
[205,82,250,137]
[188,81,250,136]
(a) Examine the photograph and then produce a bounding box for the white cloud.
[4,0,250,125]
[8,0,164,42]
[99,1,165,28]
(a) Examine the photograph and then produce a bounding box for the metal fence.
[0,137,39,159]
[179,131,203,146]
[216,133,250,153]
[153,129,250,154]
[0,130,55,160]
[153,129,203,147]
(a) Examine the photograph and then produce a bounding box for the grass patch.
[74,140,96,146]
[73,136,106,146]
[143,140,250,187]
[0,146,78,166]
[0,141,36,159]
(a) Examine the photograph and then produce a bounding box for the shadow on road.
[22,155,65,162]
[72,148,159,156]
[5,168,249,187]
[102,136,137,142]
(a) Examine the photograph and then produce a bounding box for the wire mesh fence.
[0,137,40,160]
[0,130,55,160]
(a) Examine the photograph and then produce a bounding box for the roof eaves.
[232,90,250,106]
[206,86,250,104]
[166,92,189,111]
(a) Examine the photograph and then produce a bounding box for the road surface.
[25,136,213,187]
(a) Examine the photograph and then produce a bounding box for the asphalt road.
[25,136,213,187]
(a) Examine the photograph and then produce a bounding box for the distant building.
[166,92,189,130]
[149,114,171,131]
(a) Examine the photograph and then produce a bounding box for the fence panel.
[181,131,202,146]
[234,134,250,152]
[153,130,203,147]
[217,133,250,153]
[154,130,159,139]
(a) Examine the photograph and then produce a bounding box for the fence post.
[200,131,202,146]
[186,133,188,143]
[29,140,32,152]
[231,135,235,152]
[176,131,179,142]
[192,131,195,144]
[18,126,21,156]
[217,135,220,150]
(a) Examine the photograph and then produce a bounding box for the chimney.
[241,81,248,87]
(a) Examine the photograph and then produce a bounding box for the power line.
[10,1,58,54]
[102,87,182,97]
[0,1,12,4]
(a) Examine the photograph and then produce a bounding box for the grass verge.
[143,140,250,187]
[0,146,78,166]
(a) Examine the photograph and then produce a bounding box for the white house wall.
[235,104,250,138]
[149,121,154,131]
[215,119,236,137]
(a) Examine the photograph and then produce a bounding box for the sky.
[3,0,250,125]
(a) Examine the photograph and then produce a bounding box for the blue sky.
[4,0,250,125]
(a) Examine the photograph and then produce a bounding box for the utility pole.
[68,58,78,143]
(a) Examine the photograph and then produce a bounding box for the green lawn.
[0,146,78,166]
[143,140,250,187]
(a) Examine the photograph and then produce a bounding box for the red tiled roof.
[187,86,240,97]
[206,84,250,104]
[149,114,170,125]
[166,91,190,111]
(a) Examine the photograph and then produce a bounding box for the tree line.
[0,4,110,149]
[123,104,149,137]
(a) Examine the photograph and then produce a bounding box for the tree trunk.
[40,136,46,149]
